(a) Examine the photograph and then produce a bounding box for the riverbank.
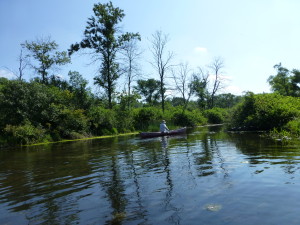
[0,132,139,149]
[24,132,140,147]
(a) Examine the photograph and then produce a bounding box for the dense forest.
[1,2,300,146]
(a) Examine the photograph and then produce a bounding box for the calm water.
[1,126,300,225]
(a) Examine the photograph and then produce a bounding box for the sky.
[1,0,300,95]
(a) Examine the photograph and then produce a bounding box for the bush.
[172,110,207,127]
[133,107,162,130]
[204,108,228,124]
[284,118,300,136]
[88,106,118,135]
[4,121,48,145]
[230,93,300,130]
[115,109,135,133]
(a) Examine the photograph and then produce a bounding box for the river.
[1,125,300,225]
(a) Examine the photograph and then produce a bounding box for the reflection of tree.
[211,138,229,179]
[226,131,300,176]
[160,136,182,225]
[119,139,149,224]
[104,155,127,224]
[193,133,215,177]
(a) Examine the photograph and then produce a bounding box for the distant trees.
[150,30,174,113]
[69,1,140,109]
[22,36,70,83]
[268,63,300,97]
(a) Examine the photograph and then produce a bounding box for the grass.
[24,132,139,147]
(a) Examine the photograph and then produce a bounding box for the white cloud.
[223,85,244,95]
[194,47,207,53]
[0,69,15,79]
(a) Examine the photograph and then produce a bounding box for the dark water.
[1,126,300,225]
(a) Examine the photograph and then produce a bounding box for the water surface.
[1,126,300,225]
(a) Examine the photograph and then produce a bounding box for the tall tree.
[207,57,225,108]
[171,62,193,112]
[22,36,70,83]
[150,30,174,113]
[120,39,142,109]
[69,1,140,109]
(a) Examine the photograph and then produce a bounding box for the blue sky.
[1,0,300,95]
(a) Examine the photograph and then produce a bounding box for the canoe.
[140,127,187,138]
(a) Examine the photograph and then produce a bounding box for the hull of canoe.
[140,127,187,138]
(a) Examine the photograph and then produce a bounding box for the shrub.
[284,119,300,136]
[4,121,48,145]
[88,106,118,135]
[172,110,206,127]
[230,93,300,130]
[133,107,162,130]
[115,109,135,133]
[204,108,228,124]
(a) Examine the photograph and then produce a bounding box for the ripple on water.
[204,203,223,212]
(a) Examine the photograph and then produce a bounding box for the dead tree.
[149,30,174,113]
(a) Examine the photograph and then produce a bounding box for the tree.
[4,49,29,80]
[213,93,242,108]
[190,67,209,109]
[268,63,300,97]
[171,62,193,112]
[135,79,161,105]
[150,30,174,113]
[207,57,225,108]
[69,1,140,109]
[120,38,142,109]
[68,71,91,109]
[22,37,70,83]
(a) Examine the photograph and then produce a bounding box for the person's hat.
[162,120,166,123]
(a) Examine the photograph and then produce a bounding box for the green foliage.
[284,118,300,136]
[115,109,135,133]
[88,106,118,135]
[4,121,48,145]
[230,92,300,130]
[135,79,161,105]
[204,108,228,124]
[133,107,163,130]
[54,107,89,138]
[68,71,92,110]
[172,110,207,127]
[268,63,300,97]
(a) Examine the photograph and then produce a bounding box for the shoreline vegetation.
[1,78,300,148]
[23,132,139,147]
[1,2,300,148]
[26,124,225,148]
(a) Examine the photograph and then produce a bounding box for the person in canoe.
[160,120,169,133]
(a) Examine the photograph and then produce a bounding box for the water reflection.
[1,127,300,224]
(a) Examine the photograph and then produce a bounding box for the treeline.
[0,77,240,146]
